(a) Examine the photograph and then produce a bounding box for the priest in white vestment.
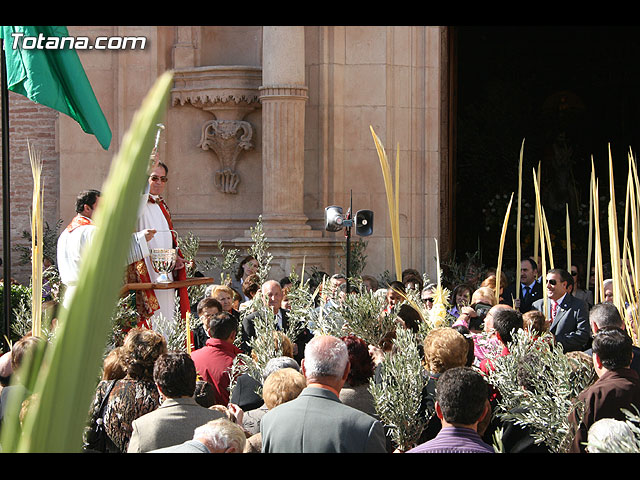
[127,162,189,329]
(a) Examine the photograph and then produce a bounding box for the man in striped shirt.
[407,366,495,453]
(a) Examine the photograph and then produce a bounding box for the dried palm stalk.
[533,161,541,264]
[516,140,524,300]
[370,126,402,281]
[566,204,571,271]
[586,158,595,300]
[28,140,44,338]
[495,193,514,304]
[608,144,625,316]
[533,169,549,316]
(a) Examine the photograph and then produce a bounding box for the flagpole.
[1,38,11,350]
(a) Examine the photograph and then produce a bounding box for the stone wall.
[0,93,59,283]
[3,25,449,286]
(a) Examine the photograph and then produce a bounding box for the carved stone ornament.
[171,66,261,194]
[198,119,254,194]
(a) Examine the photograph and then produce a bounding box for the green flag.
[1,26,112,150]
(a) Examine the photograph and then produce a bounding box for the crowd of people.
[2,247,640,455]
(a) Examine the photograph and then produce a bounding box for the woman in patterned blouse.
[86,328,167,452]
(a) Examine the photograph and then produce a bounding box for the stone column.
[259,26,317,237]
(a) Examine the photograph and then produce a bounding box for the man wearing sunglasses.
[126,162,189,329]
[532,268,591,352]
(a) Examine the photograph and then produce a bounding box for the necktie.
[551,301,558,322]
[523,285,530,298]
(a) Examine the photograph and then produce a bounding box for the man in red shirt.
[191,312,242,406]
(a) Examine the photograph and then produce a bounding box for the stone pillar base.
[254,213,323,239]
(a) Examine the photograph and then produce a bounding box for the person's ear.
[342,360,351,381]
[593,352,603,370]
[435,401,444,420]
[155,382,165,400]
[479,399,490,423]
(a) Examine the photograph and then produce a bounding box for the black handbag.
[83,379,118,453]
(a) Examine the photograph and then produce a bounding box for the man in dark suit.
[501,258,543,313]
[240,279,313,363]
[569,327,640,452]
[260,335,387,453]
[532,268,591,352]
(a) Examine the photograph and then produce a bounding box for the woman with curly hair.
[419,327,470,443]
[85,328,167,452]
[338,335,377,418]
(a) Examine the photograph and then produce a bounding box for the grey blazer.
[532,293,591,352]
[260,386,387,453]
[127,396,225,453]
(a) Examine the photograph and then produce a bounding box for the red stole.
[66,214,93,232]
[147,196,190,321]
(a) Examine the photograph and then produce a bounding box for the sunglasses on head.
[150,175,168,183]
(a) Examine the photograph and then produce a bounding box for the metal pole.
[345,191,353,294]
[1,38,11,350]
[345,224,351,294]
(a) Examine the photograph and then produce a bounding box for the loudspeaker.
[324,206,344,232]
[355,209,374,236]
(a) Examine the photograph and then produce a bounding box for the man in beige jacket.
[127,352,226,453]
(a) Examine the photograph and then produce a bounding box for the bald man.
[240,280,313,363]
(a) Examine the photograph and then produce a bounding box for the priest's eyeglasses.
[150,175,168,183]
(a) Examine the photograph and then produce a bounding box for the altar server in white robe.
[57,189,155,309]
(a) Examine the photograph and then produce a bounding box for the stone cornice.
[171,65,262,112]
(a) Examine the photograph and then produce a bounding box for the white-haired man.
[149,418,246,453]
[260,335,387,453]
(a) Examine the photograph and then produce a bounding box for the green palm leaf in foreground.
[1,71,174,452]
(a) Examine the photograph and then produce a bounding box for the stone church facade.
[2,26,452,284]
